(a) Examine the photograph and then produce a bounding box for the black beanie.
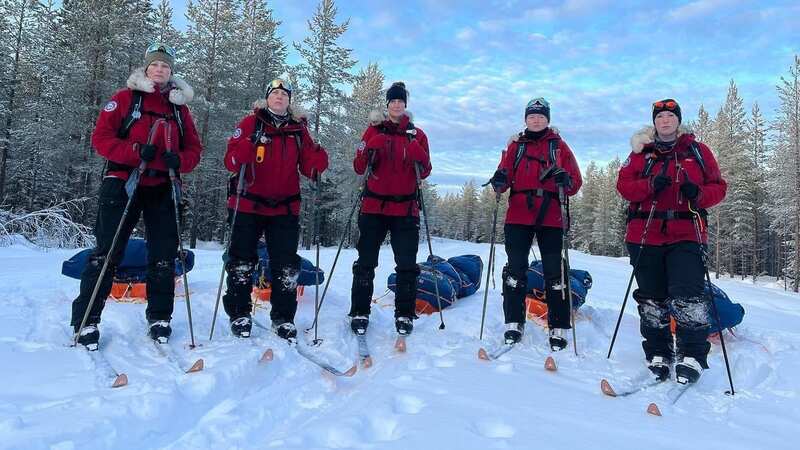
[652,98,682,123]
[524,97,550,122]
[386,82,408,106]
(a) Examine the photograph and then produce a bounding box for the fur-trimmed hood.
[252,98,308,123]
[369,109,414,125]
[630,125,693,153]
[127,67,194,105]
[506,126,560,147]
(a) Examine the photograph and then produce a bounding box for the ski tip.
[343,365,358,377]
[186,359,204,373]
[361,357,373,369]
[647,403,662,416]
[600,379,617,397]
[259,348,274,363]
[544,356,557,372]
[477,348,490,361]
[112,373,128,388]
[394,337,407,353]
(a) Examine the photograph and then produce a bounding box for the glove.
[553,169,571,187]
[233,146,256,165]
[163,151,181,170]
[139,143,157,162]
[489,169,509,192]
[406,141,428,163]
[652,174,672,194]
[680,181,700,200]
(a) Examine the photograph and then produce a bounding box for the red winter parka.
[494,128,582,227]
[224,105,329,216]
[353,112,431,217]
[617,127,727,246]
[92,68,203,186]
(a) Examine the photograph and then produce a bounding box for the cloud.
[667,0,738,21]
[456,27,475,41]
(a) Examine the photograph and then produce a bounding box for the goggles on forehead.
[527,97,550,109]
[267,78,293,94]
[145,42,176,58]
[653,100,678,110]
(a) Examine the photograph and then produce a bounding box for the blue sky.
[171,0,798,192]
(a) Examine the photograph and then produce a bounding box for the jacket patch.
[232,127,242,139]
[103,100,118,112]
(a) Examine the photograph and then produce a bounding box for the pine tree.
[237,0,286,105]
[153,0,184,51]
[746,102,768,281]
[183,0,241,245]
[765,56,800,290]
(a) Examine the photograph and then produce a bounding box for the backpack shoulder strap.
[547,138,559,166]
[689,141,706,173]
[117,90,144,139]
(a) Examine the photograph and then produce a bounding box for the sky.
[170,0,799,193]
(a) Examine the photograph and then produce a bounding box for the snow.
[1,237,799,450]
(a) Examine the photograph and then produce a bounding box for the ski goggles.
[526,97,550,109]
[145,42,176,58]
[652,100,678,110]
[267,78,293,95]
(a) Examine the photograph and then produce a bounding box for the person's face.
[387,99,406,121]
[525,113,548,132]
[145,60,171,85]
[654,111,679,138]
[267,88,290,114]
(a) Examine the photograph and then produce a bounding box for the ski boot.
[76,324,100,351]
[148,320,172,344]
[272,321,297,342]
[675,356,703,384]
[395,316,414,336]
[350,315,369,336]
[548,328,567,352]
[231,316,252,338]
[647,355,671,381]
[503,322,524,344]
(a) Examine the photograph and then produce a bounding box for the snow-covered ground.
[1,237,798,450]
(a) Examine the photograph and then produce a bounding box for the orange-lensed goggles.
[653,100,678,110]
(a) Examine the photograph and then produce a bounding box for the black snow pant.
[71,177,178,329]
[628,241,710,368]
[350,213,420,319]
[503,224,570,329]
[223,212,301,324]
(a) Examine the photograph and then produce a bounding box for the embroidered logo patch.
[232,127,242,139]
[622,156,631,168]
[103,101,118,112]
[357,140,366,152]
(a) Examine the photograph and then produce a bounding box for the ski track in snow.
[1,238,799,449]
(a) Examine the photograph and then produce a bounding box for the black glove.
[139,143,157,162]
[553,169,571,187]
[680,181,700,200]
[652,174,672,194]
[489,169,508,192]
[163,151,181,170]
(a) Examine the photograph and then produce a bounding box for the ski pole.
[311,171,322,344]
[73,119,165,346]
[607,158,671,359]
[415,162,445,330]
[209,164,247,341]
[557,185,578,356]
[685,177,735,395]
[306,152,375,332]
[606,199,657,359]
[478,192,501,340]
[162,121,196,348]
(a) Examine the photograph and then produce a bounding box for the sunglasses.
[653,100,678,110]
[268,78,293,94]
[145,42,176,58]
[527,97,550,109]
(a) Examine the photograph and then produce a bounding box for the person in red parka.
[617,99,727,384]
[348,82,431,337]
[223,79,328,340]
[488,98,582,350]
[71,43,203,349]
